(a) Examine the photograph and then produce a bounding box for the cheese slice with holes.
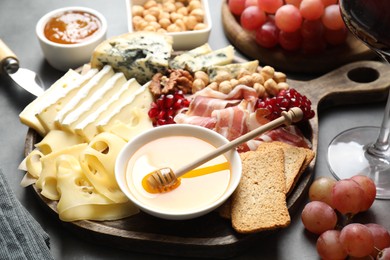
[59,72,127,133]
[35,69,98,132]
[35,143,88,201]
[19,70,81,136]
[35,130,84,155]
[80,132,128,203]
[73,78,142,142]
[56,155,139,222]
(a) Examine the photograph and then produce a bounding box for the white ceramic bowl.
[36,6,107,71]
[126,0,212,50]
[115,124,242,220]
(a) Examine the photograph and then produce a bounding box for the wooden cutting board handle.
[0,39,19,73]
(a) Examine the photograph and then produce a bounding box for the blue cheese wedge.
[169,43,212,69]
[207,60,259,82]
[181,45,235,72]
[90,32,173,84]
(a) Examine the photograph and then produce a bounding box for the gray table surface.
[0,0,389,259]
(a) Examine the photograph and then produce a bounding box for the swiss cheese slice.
[35,69,98,132]
[35,130,84,155]
[19,70,81,136]
[35,143,88,201]
[56,155,139,222]
[80,132,128,203]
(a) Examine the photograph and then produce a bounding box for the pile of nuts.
[131,0,207,33]
[192,66,290,98]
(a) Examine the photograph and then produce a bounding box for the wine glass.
[327,0,390,199]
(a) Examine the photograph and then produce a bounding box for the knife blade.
[0,39,44,97]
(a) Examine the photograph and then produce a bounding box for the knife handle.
[0,39,19,74]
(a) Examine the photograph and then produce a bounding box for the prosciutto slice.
[175,85,311,151]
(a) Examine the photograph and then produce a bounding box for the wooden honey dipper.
[142,107,303,194]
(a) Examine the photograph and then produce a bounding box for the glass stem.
[370,51,390,156]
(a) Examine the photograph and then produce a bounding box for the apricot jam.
[44,11,101,44]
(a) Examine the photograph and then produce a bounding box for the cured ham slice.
[212,105,248,141]
[187,95,240,117]
[193,85,258,101]
[174,113,217,129]
[175,84,311,151]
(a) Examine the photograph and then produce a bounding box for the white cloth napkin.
[0,169,53,260]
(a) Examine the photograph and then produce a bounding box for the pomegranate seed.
[148,90,191,126]
[255,88,315,121]
[164,94,174,108]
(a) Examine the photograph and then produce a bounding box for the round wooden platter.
[24,60,390,258]
[221,0,376,74]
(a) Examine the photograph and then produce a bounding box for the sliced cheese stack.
[19,65,154,143]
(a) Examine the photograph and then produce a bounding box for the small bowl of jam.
[115,124,242,220]
[36,6,107,71]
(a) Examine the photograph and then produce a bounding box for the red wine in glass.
[327,0,390,199]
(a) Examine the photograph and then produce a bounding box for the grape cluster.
[228,0,348,54]
[302,175,390,259]
[148,90,190,126]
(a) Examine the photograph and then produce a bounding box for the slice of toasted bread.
[231,143,290,234]
[261,141,313,195]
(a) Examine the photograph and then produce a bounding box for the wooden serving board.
[221,0,376,74]
[24,60,390,258]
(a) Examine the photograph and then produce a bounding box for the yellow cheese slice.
[108,108,153,142]
[25,149,44,179]
[73,78,141,142]
[59,72,127,133]
[55,65,115,128]
[96,82,153,133]
[19,70,81,136]
[79,132,128,203]
[35,143,88,201]
[56,155,139,222]
[35,130,84,155]
[36,69,98,132]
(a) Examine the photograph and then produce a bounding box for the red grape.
[340,223,375,258]
[378,247,390,260]
[299,0,325,21]
[301,201,337,235]
[322,4,345,30]
[302,37,327,54]
[316,230,348,260]
[285,0,302,8]
[229,0,247,15]
[332,179,364,215]
[279,30,302,51]
[240,6,267,30]
[257,0,283,14]
[365,223,390,258]
[350,175,376,212]
[324,27,348,45]
[245,0,258,7]
[309,177,336,208]
[301,19,324,39]
[320,0,338,7]
[255,21,279,48]
[275,4,302,32]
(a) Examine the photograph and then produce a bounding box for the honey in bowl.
[44,10,101,44]
[125,135,231,214]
